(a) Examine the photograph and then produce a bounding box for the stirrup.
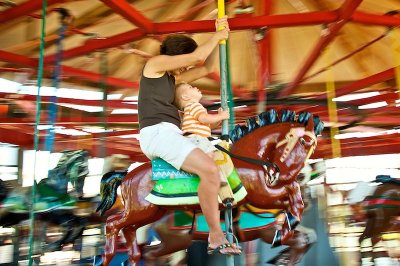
[219,183,235,207]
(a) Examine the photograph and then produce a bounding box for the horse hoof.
[271,230,282,248]
[121,259,130,266]
[93,255,103,266]
[46,242,62,252]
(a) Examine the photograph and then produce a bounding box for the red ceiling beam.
[0,126,34,146]
[256,0,273,112]
[61,65,139,89]
[0,115,138,125]
[0,50,138,89]
[315,134,400,158]
[352,11,400,27]
[279,0,364,98]
[0,92,137,109]
[154,11,338,33]
[0,0,66,23]
[315,68,395,100]
[44,11,339,63]
[44,29,145,63]
[206,73,252,99]
[314,143,400,159]
[0,50,37,66]
[344,92,399,106]
[100,0,154,32]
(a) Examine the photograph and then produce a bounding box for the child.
[175,83,229,152]
[175,82,230,184]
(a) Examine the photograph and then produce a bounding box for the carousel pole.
[28,0,47,265]
[217,1,235,265]
[44,8,69,152]
[218,0,229,139]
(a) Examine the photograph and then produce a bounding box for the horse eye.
[300,138,306,145]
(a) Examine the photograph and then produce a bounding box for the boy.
[175,82,229,158]
[175,82,235,190]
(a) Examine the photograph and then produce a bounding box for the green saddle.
[151,158,196,180]
[145,158,247,206]
[2,182,75,213]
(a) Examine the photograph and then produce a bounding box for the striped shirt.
[182,102,211,137]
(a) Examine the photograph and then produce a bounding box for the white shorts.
[139,122,197,170]
[186,134,217,154]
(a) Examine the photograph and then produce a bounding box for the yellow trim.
[217,0,226,45]
[391,29,400,101]
[382,232,400,240]
[324,46,341,158]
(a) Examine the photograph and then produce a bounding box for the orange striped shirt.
[181,102,211,137]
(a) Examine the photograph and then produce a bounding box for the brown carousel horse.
[95,109,324,266]
[353,175,400,265]
[142,165,317,266]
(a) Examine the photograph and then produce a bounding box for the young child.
[175,82,229,153]
[175,82,231,184]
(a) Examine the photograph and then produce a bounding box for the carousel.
[0,0,399,266]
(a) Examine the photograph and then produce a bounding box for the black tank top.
[138,71,180,130]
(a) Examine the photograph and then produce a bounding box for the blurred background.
[0,0,400,265]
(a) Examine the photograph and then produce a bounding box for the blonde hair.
[174,82,187,110]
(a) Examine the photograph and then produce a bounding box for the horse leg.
[279,181,304,245]
[285,226,316,265]
[104,208,165,266]
[122,225,141,265]
[360,213,377,266]
[143,219,192,259]
[262,226,314,266]
[102,212,125,266]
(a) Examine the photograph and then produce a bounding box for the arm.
[198,108,229,125]
[144,30,227,78]
[175,46,219,83]
[144,16,229,79]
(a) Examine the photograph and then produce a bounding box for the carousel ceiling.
[1,0,400,161]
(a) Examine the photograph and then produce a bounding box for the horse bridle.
[275,128,317,162]
[214,144,280,178]
[215,128,316,186]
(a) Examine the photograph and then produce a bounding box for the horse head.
[229,109,324,188]
[268,112,322,186]
[45,149,90,195]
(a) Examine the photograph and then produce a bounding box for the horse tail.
[96,170,127,216]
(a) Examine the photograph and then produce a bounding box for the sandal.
[207,242,242,255]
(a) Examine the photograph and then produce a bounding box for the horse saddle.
[375,175,400,185]
[145,148,247,206]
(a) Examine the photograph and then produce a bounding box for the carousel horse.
[95,109,324,266]
[0,149,90,252]
[348,175,400,265]
[141,165,317,266]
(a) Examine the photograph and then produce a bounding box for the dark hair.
[160,34,198,56]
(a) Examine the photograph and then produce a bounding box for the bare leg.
[181,148,240,253]
[208,151,228,185]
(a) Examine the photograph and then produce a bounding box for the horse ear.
[305,114,315,132]
[279,109,296,122]
[313,116,324,135]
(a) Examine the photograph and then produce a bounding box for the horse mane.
[229,109,324,143]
